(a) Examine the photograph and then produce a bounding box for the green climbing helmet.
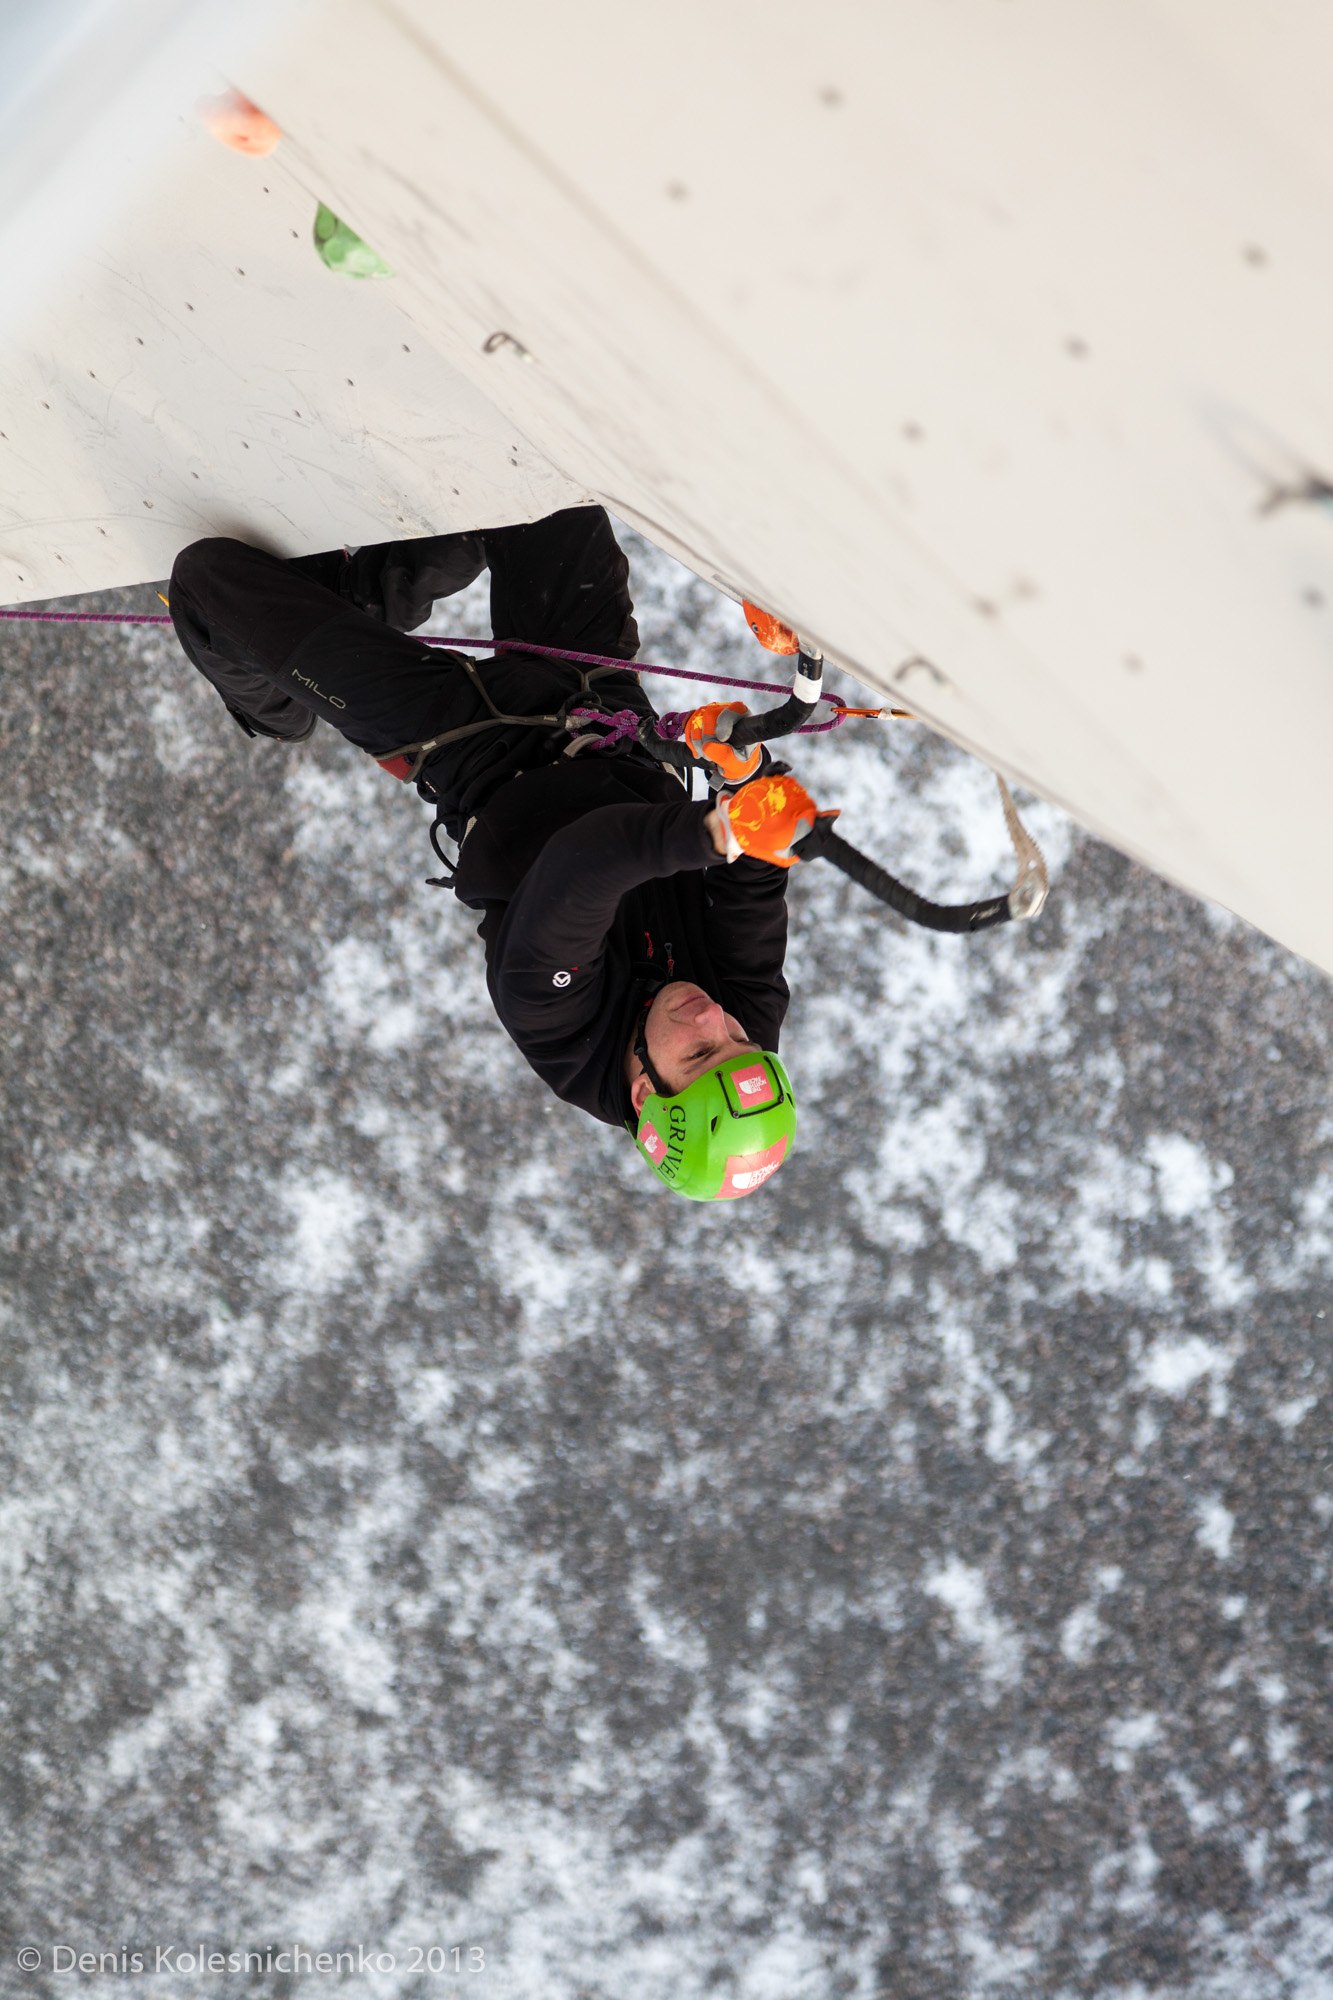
[633,1049,796,1200]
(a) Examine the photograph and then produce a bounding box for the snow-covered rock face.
[1,531,1330,1999]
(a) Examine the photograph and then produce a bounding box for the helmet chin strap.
[632,993,675,1101]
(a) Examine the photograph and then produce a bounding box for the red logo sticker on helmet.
[731,1061,776,1108]
[718,1135,789,1199]
[639,1119,667,1163]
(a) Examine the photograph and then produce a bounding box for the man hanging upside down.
[168,506,819,1199]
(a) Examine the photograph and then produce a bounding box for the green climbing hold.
[312,203,392,278]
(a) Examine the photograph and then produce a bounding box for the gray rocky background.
[0,529,1329,2000]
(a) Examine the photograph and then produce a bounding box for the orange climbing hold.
[197,89,281,157]
[741,600,800,655]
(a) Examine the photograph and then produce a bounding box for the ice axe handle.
[727,650,824,751]
[795,818,1014,933]
[637,721,698,772]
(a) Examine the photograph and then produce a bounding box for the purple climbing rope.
[565,705,644,749]
[0,608,861,734]
[0,609,170,626]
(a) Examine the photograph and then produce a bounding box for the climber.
[167,506,808,1199]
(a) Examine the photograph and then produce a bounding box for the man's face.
[627,981,757,1116]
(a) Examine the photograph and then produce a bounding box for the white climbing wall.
[2,0,1333,974]
[0,0,584,594]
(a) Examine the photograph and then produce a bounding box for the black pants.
[168,507,652,835]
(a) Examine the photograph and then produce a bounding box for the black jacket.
[452,753,790,1126]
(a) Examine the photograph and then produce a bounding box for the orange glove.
[683,702,763,786]
[720,772,825,867]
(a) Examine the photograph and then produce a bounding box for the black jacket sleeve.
[488,801,719,1118]
[485,796,794,1124]
[494,801,716,999]
[700,855,791,1054]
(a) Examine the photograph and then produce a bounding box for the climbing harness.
[372,652,653,784]
[1,603,1048,931]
